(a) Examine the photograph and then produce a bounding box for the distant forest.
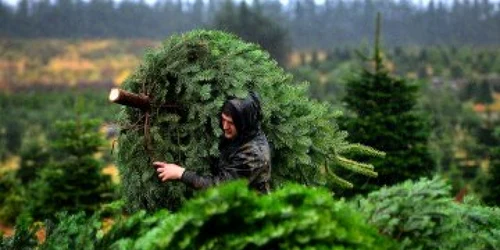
[1,0,500,49]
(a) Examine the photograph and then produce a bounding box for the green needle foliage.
[116,30,383,212]
[45,181,393,250]
[15,179,500,250]
[355,177,500,249]
[40,212,103,250]
[99,181,394,250]
[356,177,455,249]
[453,200,500,250]
[340,14,433,196]
[14,182,391,249]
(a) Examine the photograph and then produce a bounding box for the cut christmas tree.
[114,30,383,212]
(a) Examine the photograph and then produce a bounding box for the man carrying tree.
[153,92,272,194]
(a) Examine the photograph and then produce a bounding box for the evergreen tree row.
[1,0,500,47]
[2,177,498,249]
[1,182,395,250]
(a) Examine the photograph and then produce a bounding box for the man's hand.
[153,161,185,182]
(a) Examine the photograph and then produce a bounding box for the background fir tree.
[0,171,25,225]
[115,30,383,213]
[484,127,500,206]
[16,127,50,184]
[339,13,434,196]
[27,118,115,220]
[474,80,495,127]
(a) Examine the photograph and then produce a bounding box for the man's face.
[222,113,237,139]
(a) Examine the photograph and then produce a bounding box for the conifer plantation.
[116,30,382,212]
[2,1,500,246]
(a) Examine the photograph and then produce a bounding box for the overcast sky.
[2,0,499,8]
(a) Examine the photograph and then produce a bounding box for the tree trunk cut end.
[109,88,150,111]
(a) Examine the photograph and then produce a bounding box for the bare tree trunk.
[109,88,150,110]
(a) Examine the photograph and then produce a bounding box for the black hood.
[220,92,263,146]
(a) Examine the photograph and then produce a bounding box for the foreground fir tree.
[339,14,433,196]
[355,177,500,249]
[115,30,383,212]
[32,182,394,250]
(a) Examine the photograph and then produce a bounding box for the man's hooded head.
[221,92,263,143]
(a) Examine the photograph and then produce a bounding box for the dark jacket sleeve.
[180,145,266,190]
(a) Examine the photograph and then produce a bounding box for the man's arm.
[153,161,236,189]
[154,150,262,190]
[181,145,269,190]
[180,169,234,190]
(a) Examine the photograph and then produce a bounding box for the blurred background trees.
[1,0,500,47]
[27,118,115,220]
[213,0,290,65]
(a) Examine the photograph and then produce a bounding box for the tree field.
[1,0,500,248]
